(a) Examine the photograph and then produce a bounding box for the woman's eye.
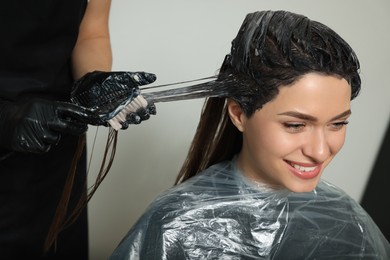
[330,121,349,130]
[283,122,305,133]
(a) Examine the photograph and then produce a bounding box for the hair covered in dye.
[175,10,361,184]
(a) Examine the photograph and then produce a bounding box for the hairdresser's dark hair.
[175,10,361,184]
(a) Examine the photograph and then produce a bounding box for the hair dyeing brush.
[70,71,156,130]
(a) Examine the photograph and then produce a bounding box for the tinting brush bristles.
[107,95,148,130]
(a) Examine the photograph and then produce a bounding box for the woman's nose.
[302,129,331,162]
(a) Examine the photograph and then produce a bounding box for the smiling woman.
[109,10,390,259]
[228,73,352,193]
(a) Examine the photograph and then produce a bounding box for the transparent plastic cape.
[110,160,390,260]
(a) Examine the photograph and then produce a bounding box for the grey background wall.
[86,1,390,259]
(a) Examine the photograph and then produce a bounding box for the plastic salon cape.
[110,160,390,259]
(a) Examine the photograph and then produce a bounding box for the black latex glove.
[0,98,92,154]
[120,102,157,129]
[71,71,157,129]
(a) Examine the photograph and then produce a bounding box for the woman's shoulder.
[151,160,240,206]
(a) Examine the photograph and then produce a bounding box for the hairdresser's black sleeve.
[0,98,90,154]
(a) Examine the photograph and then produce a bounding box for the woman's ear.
[227,99,245,132]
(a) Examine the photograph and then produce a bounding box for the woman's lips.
[284,160,322,180]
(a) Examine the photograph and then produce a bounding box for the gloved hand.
[71,71,157,129]
[0,98,92,154]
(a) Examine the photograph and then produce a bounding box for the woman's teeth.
[291,163,317,172]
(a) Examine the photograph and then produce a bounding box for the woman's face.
[229,73,352,192]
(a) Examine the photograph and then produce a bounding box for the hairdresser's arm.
[70,0,157,129]
[71,0,112,80]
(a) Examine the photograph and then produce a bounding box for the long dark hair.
[175,10,361,184]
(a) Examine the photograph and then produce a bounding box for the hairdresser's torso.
[0,1,89,258]
[0,0,87,101]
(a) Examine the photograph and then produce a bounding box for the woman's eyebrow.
[277,109,351,122]
[330,109,352,121]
